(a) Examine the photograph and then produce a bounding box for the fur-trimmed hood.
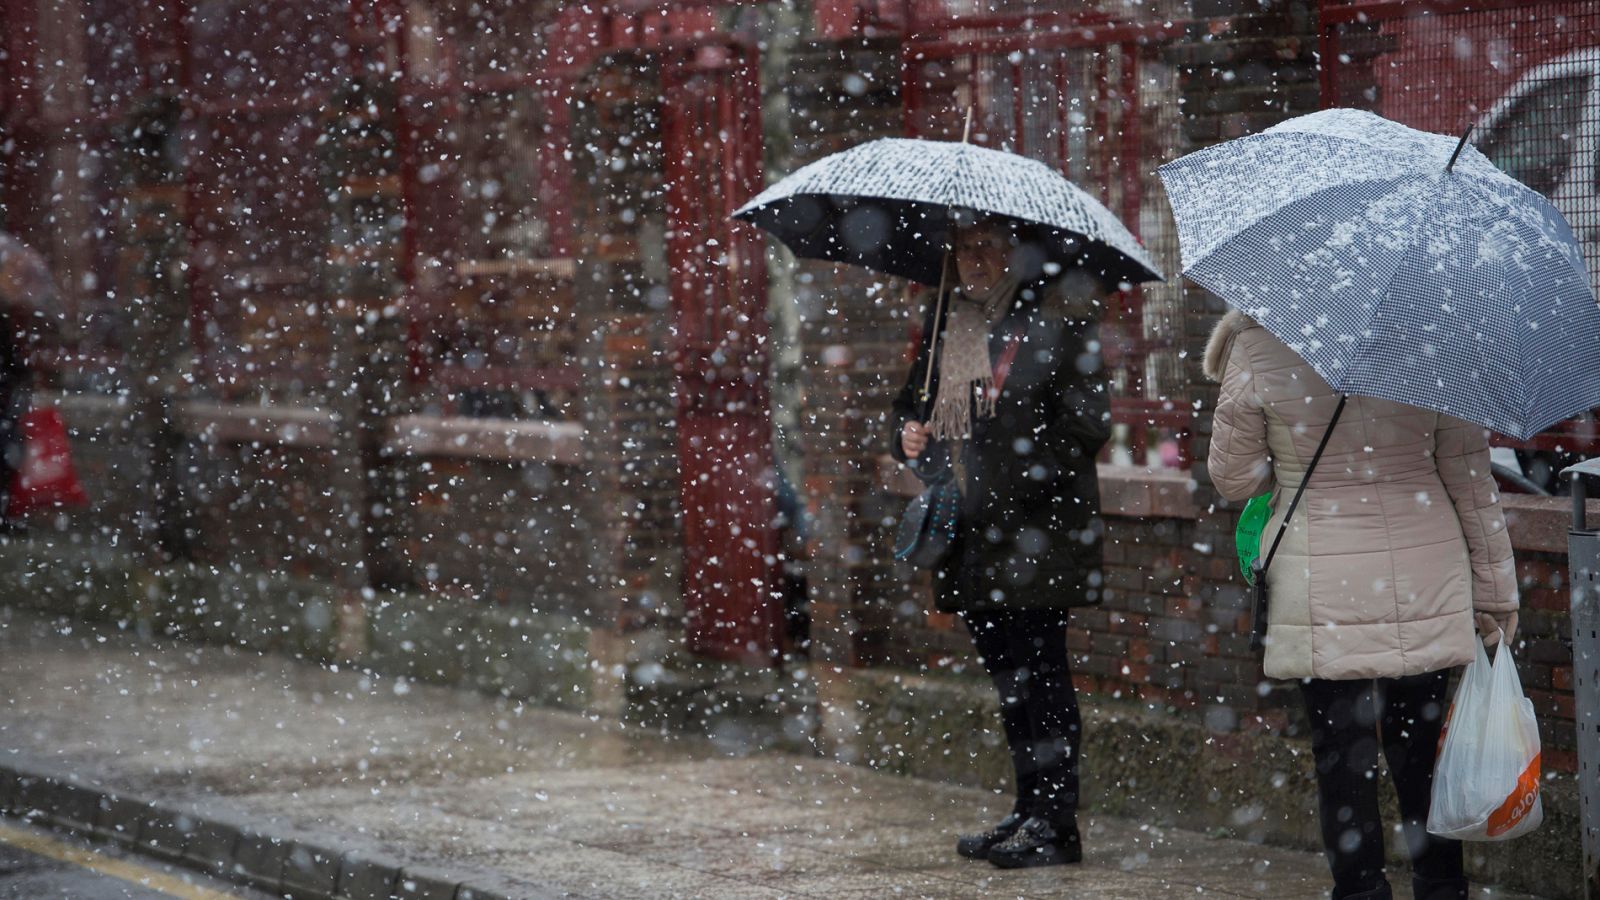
[1203,309,1256,382]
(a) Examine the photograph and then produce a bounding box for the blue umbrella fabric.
[1158,108,1600,440]
[733,138,1162,286]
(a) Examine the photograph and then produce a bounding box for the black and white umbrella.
[1159,108,1600,440]
[732,138,1163,286]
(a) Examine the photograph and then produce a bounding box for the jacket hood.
[1203,308,1255,382]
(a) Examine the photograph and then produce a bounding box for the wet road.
[0,818,270,899]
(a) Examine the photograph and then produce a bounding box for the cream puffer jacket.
[1206,310,1518,681]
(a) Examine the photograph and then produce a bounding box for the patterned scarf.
[927,273,1022,441]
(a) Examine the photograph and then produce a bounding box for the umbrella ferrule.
[1445,125,1474,173]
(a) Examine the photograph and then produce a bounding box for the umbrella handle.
[918,106,975,421]
[918,251,952,422]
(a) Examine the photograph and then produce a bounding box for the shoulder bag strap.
[1260,393,1348,575]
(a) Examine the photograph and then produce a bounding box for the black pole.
[1445,125,1474,172]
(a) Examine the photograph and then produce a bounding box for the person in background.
[891,215,1112,869]
[0,234,52,525]
[1205,308,1519,900]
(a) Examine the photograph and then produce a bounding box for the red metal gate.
[661,41,781,665]
[900,11,1193,465]
[1319,0,1600,457]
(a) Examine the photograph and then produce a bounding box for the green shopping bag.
[1235,494,1273,582]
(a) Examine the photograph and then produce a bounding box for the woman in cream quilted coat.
[1206,309,1519,900]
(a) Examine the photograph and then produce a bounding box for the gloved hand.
[1475,610,1519,647]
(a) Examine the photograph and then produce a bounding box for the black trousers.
[1299,671,1466,900]
[962,607,1080,826]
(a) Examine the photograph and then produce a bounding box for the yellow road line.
[0,820,243,900]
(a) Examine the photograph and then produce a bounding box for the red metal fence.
[900,8,1194,465]
[0,0,743,410]
[661,42,780,664]
[1320,0,1600,468]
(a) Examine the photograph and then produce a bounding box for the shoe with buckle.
[986,816,1083,868]
[956,812,1026,860]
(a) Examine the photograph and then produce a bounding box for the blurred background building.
[1,3,1598,891]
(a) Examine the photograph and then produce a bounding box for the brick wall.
[397,453,590,614]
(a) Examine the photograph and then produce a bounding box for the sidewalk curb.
[0,757,538,900]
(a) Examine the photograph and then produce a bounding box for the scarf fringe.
[928,375,996,441]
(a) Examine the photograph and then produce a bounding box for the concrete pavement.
[0,606,1542,899]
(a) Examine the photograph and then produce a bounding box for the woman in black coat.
[891,216,1111,869]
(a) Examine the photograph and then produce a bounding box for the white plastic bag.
[1427,631,1543,841]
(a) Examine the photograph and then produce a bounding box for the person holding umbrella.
[892,213,1113,868]
[735,135,1162,868]
[1161,108,1600,900]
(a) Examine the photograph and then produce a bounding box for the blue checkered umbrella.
[1159,108,1600,440]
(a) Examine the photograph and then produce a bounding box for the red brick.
[1165,596,1203,620]
[1521,663,1552,690]
[1553,666,1574,691]
[1545,749,1578,774]
[1527,689,1575,721]
[1108,612,1149,637]
[1138,684,1172,706]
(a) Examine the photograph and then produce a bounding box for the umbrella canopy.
[733,138,1163,286]
[1159,108,1600,440]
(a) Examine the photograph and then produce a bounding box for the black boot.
[1411,876,1467,900]
[1337,885,1394,900]
[956,812,1026,860]
[986,816,1082,869]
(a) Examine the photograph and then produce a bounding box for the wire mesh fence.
[1322,0,1600,468]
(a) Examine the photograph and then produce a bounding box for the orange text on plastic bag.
[1485,753,1541,838]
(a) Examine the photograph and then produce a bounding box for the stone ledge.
[55,391,588,466]
[1503,493,1600,555]
[385,414,584,464]
[43,391,133,432]
[1100,464,1200,520]
[178,401,340,449]
[880,454,1199,519]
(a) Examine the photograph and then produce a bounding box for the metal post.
[1562,458,1600,899]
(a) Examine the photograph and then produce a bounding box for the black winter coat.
[890,281,1110,613]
